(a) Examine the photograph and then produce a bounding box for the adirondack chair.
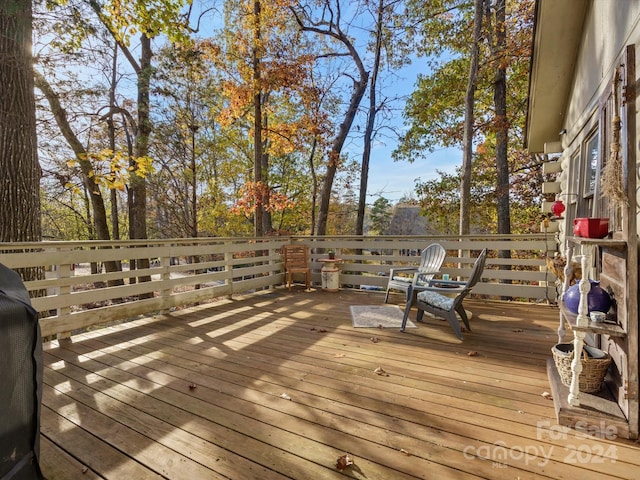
[384,243,446,303]
[401,249,488,340]
[282,245,311,291]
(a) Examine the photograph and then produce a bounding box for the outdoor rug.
[350,305,417,329]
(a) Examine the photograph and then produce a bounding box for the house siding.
[557,0,640,239]
[529,0,640,439]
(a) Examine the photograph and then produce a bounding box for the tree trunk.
[308,137,318,236]
[261,108,272,234]
[356,0,384,236]
[35,72,118,243]
[316,67,368,236]
[0,0,41,247]
[34,72,123,283]
[492,0,511,292]
[87,0,148,246]
[293,5,370,237]
[89,0,153,287]
[189,125,198,238]
[460,0,485,236]
[253,0,264,237]
[130,34,152,287]
[493,0,510,236]
[130,34,151,243]
[108,44,120,241]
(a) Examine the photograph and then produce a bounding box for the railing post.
[269,243,279,290]
[225,244,233,299]
[160,251,171,313]
[56,262,72,342]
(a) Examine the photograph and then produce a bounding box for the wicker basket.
[552,343,612,393]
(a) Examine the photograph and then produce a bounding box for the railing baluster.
[2,235,557,338]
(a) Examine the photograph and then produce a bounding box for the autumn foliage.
[231,181,295,216]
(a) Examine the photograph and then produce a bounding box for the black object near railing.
[0,263,44,479]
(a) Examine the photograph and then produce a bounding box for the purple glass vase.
[563,280,612,314]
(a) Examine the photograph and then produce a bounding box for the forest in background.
[20,0,544,242]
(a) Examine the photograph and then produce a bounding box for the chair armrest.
[421,279,466,293]
[427,279,465,287]
[389,266,418,277]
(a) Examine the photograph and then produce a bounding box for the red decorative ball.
[551,200,565,217]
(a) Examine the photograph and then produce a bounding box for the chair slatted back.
[465,249,487,289]
[283,245,309,270]
[418,243,447,274]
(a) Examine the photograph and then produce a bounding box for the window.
[563,50,631,233]
[569,151,580,203]
[565,151,582,222]
[583,131,599,198]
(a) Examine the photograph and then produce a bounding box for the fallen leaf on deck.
[374,366,389,376]
[541,391,553,400]
[81,466,88,474]
[336,453,354,471]
[512,329,524,333]
[319,328,328,333]
[334,353,346,358]
[467,351,478,356]
[188,383,197,390]
[280,393,292,400]
[370,337,380,343]
[400,448,411,456]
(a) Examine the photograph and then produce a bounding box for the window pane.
[570,152,580,201]
[585,133,599,195]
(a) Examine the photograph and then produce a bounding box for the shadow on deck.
[40,288,639,479]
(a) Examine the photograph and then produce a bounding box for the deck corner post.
[159,253,172,314]
[225,246,233,299]
[55,262,72,341]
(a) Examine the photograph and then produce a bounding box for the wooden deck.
[39,289,640,479]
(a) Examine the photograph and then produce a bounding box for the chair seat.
[390,276,436,287]
[417,290,455,310]
[390,275,412,283]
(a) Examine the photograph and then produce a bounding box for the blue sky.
[352,59,462,204]
[366,144,461,203]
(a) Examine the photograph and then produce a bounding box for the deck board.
[40,289,640,479]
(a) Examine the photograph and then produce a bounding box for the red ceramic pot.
[573,218,609,238]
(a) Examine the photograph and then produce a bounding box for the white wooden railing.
[0,234,558,338]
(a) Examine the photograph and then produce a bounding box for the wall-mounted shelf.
[566,236,627,248]
[559,301,626,337]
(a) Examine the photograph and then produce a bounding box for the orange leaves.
[231,181,295,216]
[218,81,253,128]
[335,453,354,471]
[213,0,324,155]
